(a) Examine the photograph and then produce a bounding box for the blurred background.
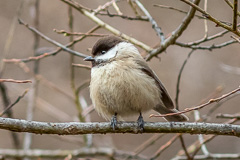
[0,0,239,159]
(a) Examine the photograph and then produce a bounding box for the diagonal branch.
[180,0,240,36]
[0,89,29,117]
[147,0,200,60]
[18,19,88,58]
[150,86,240,118]
[134,0,165,43]
[60,0,153,52]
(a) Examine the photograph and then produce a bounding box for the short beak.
[84,56,95,61]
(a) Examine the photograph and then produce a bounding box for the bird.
[84,36,188,131]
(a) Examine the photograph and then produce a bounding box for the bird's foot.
[137,113,144,133]
[110,113,117,130]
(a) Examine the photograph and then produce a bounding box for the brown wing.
[135,59,174,109]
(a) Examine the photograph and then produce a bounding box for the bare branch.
[134,0,165,43]
[224,0,240,16]
[0,89,29,117]
[180,0,240,36]
[232,0,238,31]
[179,135,192,160]
[1,117,240,136]
[150,86,240,118]
[147,0,200,60]
[175,39,237,50]
[231,35,240,43]
[54,29,109,37]
[0,79,32,83]
[4,25,100,63]
[175,153,240,160]
[133,134,164,156]
[0,147,148,160]
[96,11,148,21]
[175,50,195,110]
[18,19,88,58]
[151,134,180,159]
[60,0,153,52]
[217,113,240,119]
[72,64,91,70]
[153,4,204,19]
[0,148,114,159]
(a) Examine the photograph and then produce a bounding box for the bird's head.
[84,36,140,67]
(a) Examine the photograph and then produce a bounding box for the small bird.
[84,36,188,130]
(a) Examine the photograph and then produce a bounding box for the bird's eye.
[101,51,106,54]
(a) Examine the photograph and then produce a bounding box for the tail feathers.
[154,105,189,122]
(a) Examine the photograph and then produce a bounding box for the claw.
[137,113,144,132]
[110,113,117,130]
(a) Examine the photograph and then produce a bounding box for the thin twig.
[216,113,240,119]
[179,135,192,160]
[0,89,29,117]
[203,90,239,121]
[60,0,153,52]
[203,0,208,38]
[180,0,240,36]
[0,147,148,160]
[224,0,240,16]
[54,29,109,37]
[128,0,141,17]
[127,134,165,159]
[134,0,165,43]
[72,63,91,70]
[151,134,180,159]
[147,0,201,60]
[0,83,21,149]
[96,11,148,21]
[67,5,88,145]
[0,148,115,159]
[231,35,240,43]
[4,25,101,63]
[0,0,24,78]
[232,0,238,31]
[0,79,32,83]
[174,153,240,160]
[18,18,88,58]
[94,0,115,13]
[112,0,122,15]
[150,86,240,118]
[23,1,40,155]
[153,4,204,19]
[175,39,237,50]
[175,49,195,110]
[176,118,239,158]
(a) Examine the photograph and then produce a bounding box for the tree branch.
[0,148,114,159]
[134,0,165,43]
[150,86,240,118]
[60,0,153,52]
[180,0,240,36]
[0,79,32,83]
[18,19,88,58]
[0,89,28,117]
[1,117,240,136]
[147,0,200,60]
[175,153,240,160]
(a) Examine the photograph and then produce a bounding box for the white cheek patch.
[95,45,118,61]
